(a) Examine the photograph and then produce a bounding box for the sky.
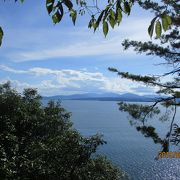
[0,0,170,96]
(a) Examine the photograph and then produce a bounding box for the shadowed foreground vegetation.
[0,82,128,180]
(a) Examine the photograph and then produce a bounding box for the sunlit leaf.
[116,9,122,25]
[155,20,162,38]
[162,16,169,31]
[52,11,62,24]
[70,9,77,25]
[165,15,172,25]
[103,21,108,37]
[110,9,115,19]
[109,15,115,28]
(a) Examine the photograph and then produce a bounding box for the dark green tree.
[0,82,127,180]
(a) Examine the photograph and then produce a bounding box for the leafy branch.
[0,0,173,47]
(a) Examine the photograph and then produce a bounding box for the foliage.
[44,0,172,37]
[110,0,180,155]
[0,0,174,46]
[0,82,128,180]
[1,0,179,157]
[118,102,176,154]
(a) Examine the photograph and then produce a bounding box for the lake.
[61,100,180,180]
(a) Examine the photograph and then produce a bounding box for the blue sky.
[0,1,170,96]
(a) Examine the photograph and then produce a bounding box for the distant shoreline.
[42,92,165,103]
[56,98,155,102]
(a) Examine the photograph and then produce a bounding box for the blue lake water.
[61,100,180,180]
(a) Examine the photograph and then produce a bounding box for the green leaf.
[52,11,62,24]
[116,0,121,11]
[46,4,53,14]
[96,10,105,28]
[165,15,172,25]
[88,20,92,29]
[70,9,77,25]
[148,17,157,38]
[0,27,3,46]
[162,16,169,31]
[52,14,58,24]
[103,21,108,37]
[64,0,73,10]
[92,19,98,32]
[155,20,162,38]
[110,9,115,19]
[46,0,53,4]
[124,2,131,15]
[58,2,64,16]
[148,23,154,38]
[109,15,115,28]
[103,6,110,21]
[116,9,122,25]
[46,0,55,14]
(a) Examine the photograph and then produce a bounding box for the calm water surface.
[61,100,180,180]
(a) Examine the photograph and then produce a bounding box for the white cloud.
[0,65,155,96]
[3,17,151,62]
[0,65,27,74]
[8,39,134,62]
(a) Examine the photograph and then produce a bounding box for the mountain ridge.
[42,92,164,102]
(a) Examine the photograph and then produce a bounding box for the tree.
[1,0,179,157]
[108,0,180,157]
[0,82,127,179]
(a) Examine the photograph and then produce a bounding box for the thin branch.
[167,100,177,145]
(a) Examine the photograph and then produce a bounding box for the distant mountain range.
[43,93,165,102]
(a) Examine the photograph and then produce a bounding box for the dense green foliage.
[0,82,127,180]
